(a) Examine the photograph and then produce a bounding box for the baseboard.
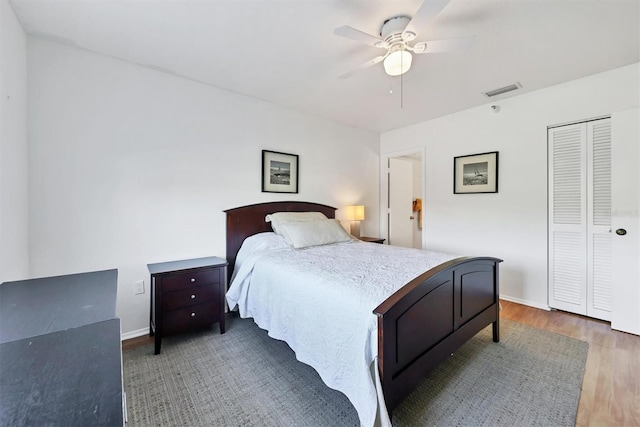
[121,327,149,341]
[499,295,550,311]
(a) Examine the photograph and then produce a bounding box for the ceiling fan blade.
[338,55,386,79]
[403,0,452,38]
[334,25,389,49]
[413,36,475,54]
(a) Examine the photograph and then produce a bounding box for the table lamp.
[345,205,365,237]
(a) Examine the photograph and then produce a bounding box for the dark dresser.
[148,256,228,355]
[0,269,124,426]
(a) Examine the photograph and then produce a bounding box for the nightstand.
[359,236,385,244]
[148,256,228,355]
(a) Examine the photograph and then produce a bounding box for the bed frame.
[225,201,502,415]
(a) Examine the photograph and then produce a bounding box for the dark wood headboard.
[224,201,337,278]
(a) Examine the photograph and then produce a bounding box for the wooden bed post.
[492,263,501,342]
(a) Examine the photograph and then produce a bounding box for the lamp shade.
[383,50,412,76]
[345,205,365,221]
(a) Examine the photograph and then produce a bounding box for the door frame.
[380,146,426,247]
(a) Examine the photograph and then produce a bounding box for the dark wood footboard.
[374,256,502,413]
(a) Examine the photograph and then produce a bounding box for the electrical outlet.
[134,280,145,295]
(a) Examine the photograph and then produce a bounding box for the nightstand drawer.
[163,302,219,335]
[162,284,219,311]
[161,269,220,292]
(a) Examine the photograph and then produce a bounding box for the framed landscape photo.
[453,151,499,194]
[262,150,299,193]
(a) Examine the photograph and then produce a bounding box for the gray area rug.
[123,318,588,426]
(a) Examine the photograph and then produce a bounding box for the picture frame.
[262,150,299,193]
[453,151,499,194]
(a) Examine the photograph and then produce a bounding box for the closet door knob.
[616,229,627,236]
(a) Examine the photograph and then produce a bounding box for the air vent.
[482,82,522,98]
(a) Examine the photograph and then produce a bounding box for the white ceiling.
[9,0,640,133]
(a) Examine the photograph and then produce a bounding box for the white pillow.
[277,219,353,249]
[265,211,328,235]
[238,232,290,256]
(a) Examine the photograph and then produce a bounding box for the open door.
[611,108,640,335]
[385,151,423,248]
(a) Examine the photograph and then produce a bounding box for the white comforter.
[226,233,457,427]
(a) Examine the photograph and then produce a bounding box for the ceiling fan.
[334,0,472,79]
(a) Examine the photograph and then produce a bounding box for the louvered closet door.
[548,123,588,315]
[548,118,612,321]
[586,119,612,321]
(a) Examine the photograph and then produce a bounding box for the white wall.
[27,38,380,335]
[0,0,29,282]
[381,63,640,309]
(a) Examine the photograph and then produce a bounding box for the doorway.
[381,149,424,248]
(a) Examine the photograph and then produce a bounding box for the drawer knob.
[191,312,196,317]
[190,278,196,283]
[191,294,196,299]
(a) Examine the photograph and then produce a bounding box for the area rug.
[123,318,588,426]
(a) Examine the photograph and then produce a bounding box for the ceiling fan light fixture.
[383,50,412,76]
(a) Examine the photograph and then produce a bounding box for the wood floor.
[122,301,640,426]
[500,300,640,427]
[121,332,153,352]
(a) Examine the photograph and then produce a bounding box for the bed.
[225,201,502,426]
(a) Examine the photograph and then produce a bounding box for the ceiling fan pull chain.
[400,51,404,109]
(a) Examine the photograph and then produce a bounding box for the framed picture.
[262,150,299,193]
[453,151,499,194]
